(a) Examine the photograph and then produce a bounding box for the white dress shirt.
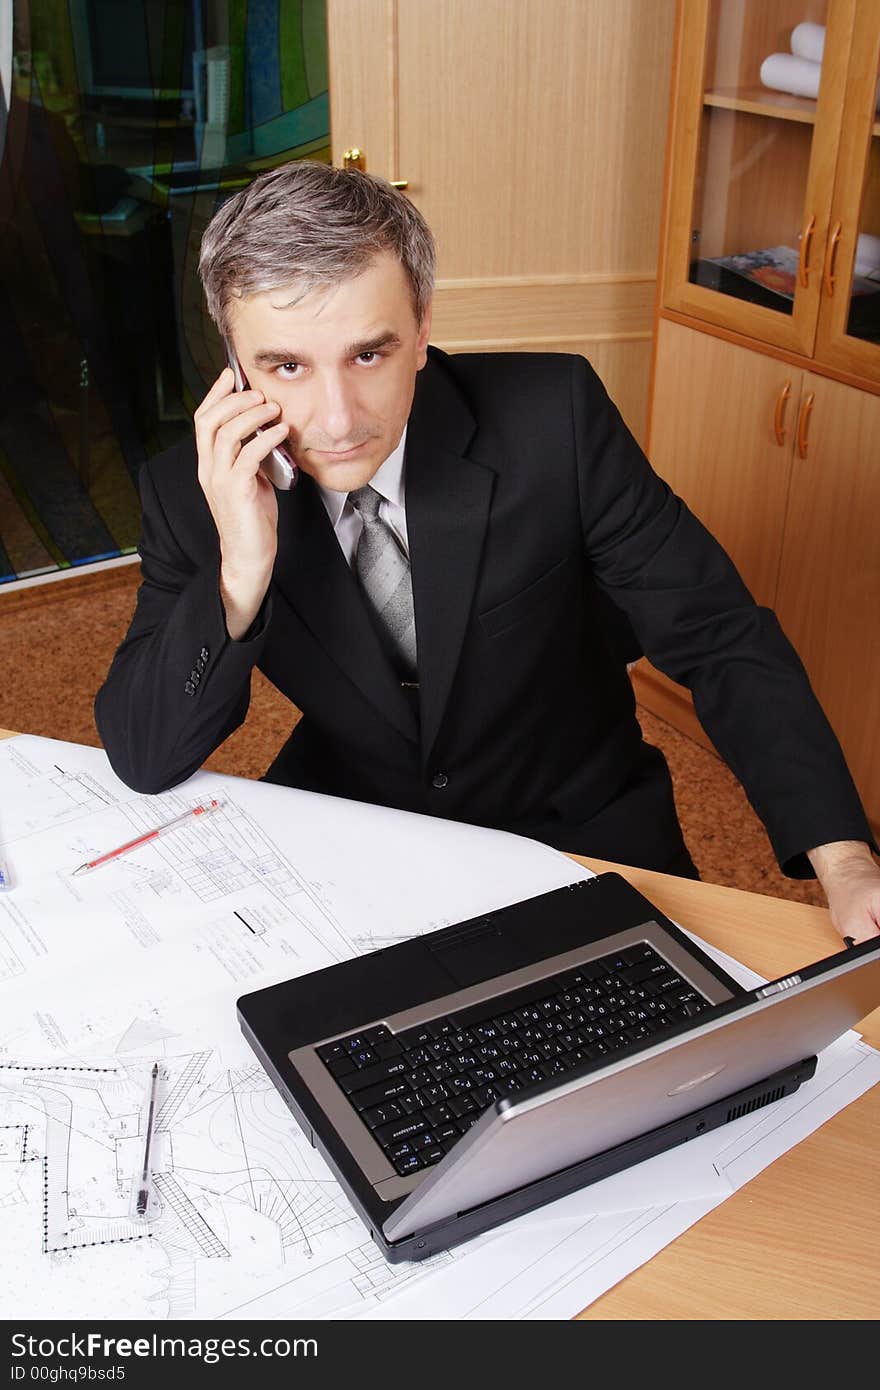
[314,426,409,566]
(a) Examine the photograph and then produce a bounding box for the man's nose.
[314,372,358,443]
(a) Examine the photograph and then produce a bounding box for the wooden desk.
[0,732,875,1319]
[570,855,880,1320]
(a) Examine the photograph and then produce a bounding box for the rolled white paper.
[760,52,821,99]
[790,22,825,64]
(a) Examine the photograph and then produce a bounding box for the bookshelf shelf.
[703,86,819,125]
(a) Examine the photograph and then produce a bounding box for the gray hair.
[198,160,436,336]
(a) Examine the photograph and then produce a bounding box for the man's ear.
[415,302,433,369]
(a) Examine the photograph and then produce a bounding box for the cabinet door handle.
[798,213,816,287]
[773,380,792,445]
[823,220,842,297]
[342,147,408,188]
[797,391,815,459]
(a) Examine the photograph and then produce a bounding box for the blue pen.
[0,857,11,892]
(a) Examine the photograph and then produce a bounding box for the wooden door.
[326,0,676,444]
[814,0,880,385]
[648,319,798,607]
[774,370,880,831]
[660,0,854,357]
[633,318,801,752]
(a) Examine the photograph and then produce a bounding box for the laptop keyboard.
[316,942,710,1176]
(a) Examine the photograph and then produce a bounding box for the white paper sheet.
[0,733,876,1322]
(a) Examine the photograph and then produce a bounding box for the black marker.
[136,1063,160,1217]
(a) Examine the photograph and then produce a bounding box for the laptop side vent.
[726,1084,785,1122]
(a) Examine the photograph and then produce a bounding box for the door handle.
[342,148,408,190]
[797,391,815,459]
[773,380,791,446]
[823,221,842,297]
[798,213,816,287]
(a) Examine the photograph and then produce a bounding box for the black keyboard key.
[472,1021,500,1042]
[426,1018,455,1039]
[619,960,673,986]
[361,1101,403,1130]
[350,1076,411,1110]
[424,1101,455,1126]
[375,1115,428,1147]
[403,1047,432,1069]
[455,1051,480,1071]
[422,1147,445,1165]
[472,1085,499,1108]
[432,1123,460,1144]
[429,1059,458,1081]
[680,1000,706,1018]
[448,1094,477,1118]
[363,1024,391,1044]
[671,988,703,1007]
[447,1074,474,1095]
[395,1025,435,1049]
[339,1056,409,1094]
[389,1140,415,1159]
[621,943,659,964]
[471,1065,498,1086]
[325,1055,357,1079]
[393,1152,422,1176]
[349,1047,377,1068]
[410,1132,436,1151]
[650,973,686,994]
[398,1092,422,1115]
[372,1038,403,1060]
[317,1041,349,1063]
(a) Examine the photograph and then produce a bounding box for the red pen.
[71,799,222,876]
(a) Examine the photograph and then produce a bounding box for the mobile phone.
[223,338,298,490]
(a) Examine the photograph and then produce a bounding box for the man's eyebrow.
[252,332,402,369]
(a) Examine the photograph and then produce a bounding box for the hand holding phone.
[224,338,298,490]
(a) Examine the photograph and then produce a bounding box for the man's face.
[225,251,432,493]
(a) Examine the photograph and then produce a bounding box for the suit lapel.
[406,352,498,762]
[272,476,419,743]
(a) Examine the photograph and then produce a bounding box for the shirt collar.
[315,425,408,530]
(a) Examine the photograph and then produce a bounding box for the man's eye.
[276,362,301,377]
[357,351,382,365]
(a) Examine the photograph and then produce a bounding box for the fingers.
[233,423,290,478]
[213,399,282,455]
[197,396,286,481]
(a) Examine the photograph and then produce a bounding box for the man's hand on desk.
[808,840,880,944]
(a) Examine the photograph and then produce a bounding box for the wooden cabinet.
[638,0,880,834]
[775,372,880,812]
[326,0,677,446]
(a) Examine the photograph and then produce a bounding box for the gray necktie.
[349,485,418,678]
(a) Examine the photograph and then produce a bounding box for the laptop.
[237,872,880,1262]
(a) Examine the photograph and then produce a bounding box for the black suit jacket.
[95,348,875,876]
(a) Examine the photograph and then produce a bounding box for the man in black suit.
[95,161,880,942]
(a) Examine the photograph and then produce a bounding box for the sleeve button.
[184,680,196,696]
[431,772,448,789]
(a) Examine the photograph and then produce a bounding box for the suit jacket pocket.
[478,557,570,639]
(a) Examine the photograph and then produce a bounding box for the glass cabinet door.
[815,0,880,379]
[662,0,853,354]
